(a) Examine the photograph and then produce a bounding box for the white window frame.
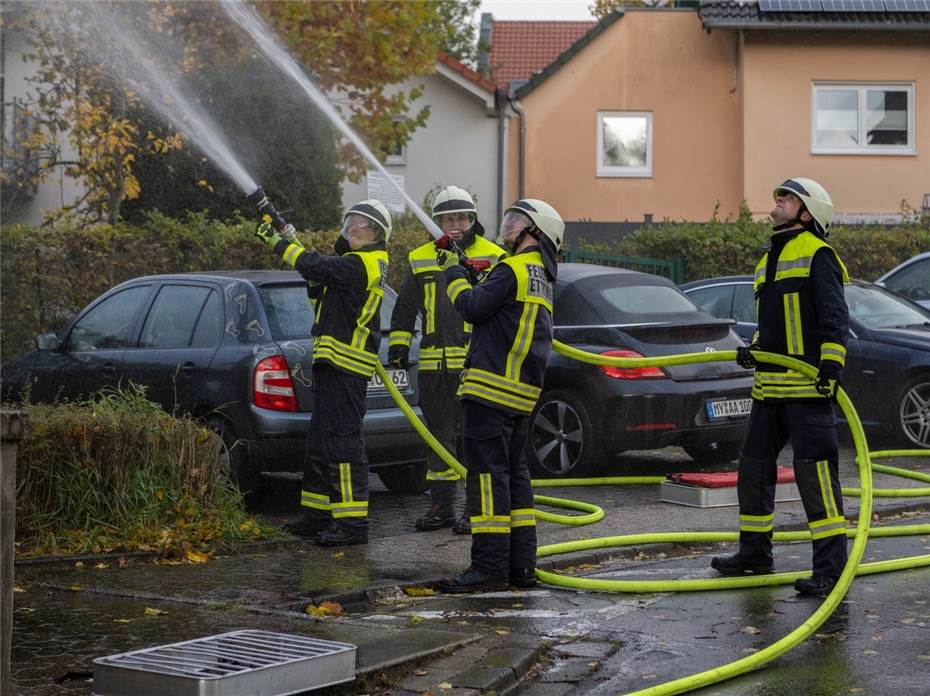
[596,111,653,178]
[386,118,407,165]
[811,82,916,156]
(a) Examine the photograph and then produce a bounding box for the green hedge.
[0,211,438,363]
[3,211,927,363]
[574,211,929,283]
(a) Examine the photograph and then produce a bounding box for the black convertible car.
[682,276,930,449]
[528,264,754,477]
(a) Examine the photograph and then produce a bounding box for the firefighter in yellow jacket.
[711,178,850,597]
[436,199,564,593]
[388,186,507,534]
[255,200,391,547]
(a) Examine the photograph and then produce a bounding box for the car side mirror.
[36,333,61,351]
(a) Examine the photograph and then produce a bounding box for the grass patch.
[13,384,282,558]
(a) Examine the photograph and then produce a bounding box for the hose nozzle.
[248,186,296,241]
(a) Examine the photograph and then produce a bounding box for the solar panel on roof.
[884,0,930,10]
[821,0,886,10]
[759,0,823,12]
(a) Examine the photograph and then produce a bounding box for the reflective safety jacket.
[390,235,506,372]
[274,239,388,378]
[751,229,849,401]
[446,247,553,414]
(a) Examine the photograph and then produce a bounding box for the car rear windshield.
[846,285,930,329]
[599,284,697,316]
[259,284,314,340]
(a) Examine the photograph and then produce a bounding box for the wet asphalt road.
[10,445,930,695]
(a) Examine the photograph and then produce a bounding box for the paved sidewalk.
[11,448,929,695]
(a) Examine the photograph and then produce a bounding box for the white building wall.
[341,71,500,231]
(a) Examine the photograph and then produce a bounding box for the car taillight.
[597,349,666,380]
[253,355,298,411]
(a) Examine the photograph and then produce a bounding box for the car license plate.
[368,368,409,393]
[706,398,752,420]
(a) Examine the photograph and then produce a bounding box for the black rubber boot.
[509,567,537,589]
[436,567,508,594]
[314,526,368,547]
[415,506,456,531]
[284,511,330,538]
[794,575,838,597]
[451,515,471,535]
[710,554,774,576]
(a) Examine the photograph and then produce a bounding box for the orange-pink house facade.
[504,5,930,224]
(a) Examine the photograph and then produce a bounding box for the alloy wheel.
[532,398,585,475]
[899,380,930,448]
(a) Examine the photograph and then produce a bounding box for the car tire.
[376,462,431,495]
[683,441,742,469]
[528,390,606,478]
[204,416,261,496]
[898,376,930,449]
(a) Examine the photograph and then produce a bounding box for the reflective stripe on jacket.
[447,248,553,414]
[390,235,506,372]
[751,230,849,401]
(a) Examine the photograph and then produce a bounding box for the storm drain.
[92,629,356,696]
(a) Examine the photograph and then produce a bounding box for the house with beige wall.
[505,2,930,227]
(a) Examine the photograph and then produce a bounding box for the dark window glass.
[686,285,735,319]
[139,285,211,348]
[191,290,222,348]
[69,286,150,351]
[259,285,314,341]
[600,285,696,315]
[884,257,930,302]
[733,283,756,323]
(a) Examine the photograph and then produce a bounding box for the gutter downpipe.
[511,97,526,199]
[496,88,506,223]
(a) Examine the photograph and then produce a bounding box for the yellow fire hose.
[374,342,930,695]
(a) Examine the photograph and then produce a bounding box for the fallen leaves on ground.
[144,607,167,617]
[404,586,435,597]
[305,601,343,617]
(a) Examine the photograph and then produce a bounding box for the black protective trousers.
[300,364,370,536]
[737,400,848,578]
[419,369,463,511]
[461,399,537,578]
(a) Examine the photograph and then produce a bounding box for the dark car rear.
[528,264,753,477]
[1,271,428,493]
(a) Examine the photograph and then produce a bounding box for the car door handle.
[180,362,198,376]
[101,363,116,375]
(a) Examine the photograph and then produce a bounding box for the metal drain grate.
[93,629,356,696]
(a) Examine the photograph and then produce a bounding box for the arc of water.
[219,0,443,239]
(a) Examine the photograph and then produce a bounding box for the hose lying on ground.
[375,344,929,696]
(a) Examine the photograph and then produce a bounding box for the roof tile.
[488,20,596,88]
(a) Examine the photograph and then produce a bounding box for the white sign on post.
[366,171,406,214]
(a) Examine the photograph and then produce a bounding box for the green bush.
[0,212,434,363]
[575,208,929,283]
[14,384,276,558]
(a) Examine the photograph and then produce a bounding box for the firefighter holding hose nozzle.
[253,194,392,547]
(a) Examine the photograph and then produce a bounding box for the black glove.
[816,361,843,399]
[444,264,470,285]
[736,344,758,369]
[387,345,410,370]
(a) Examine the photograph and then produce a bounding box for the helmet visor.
[497,211,533,244]
[340,213,381,246]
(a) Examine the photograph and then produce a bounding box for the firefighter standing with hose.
[711,178,851,597]
[388,186,507,534]
[255,200,392,547]
[436,199,564,593]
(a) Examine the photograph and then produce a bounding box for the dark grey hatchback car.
[1,271,428,494]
